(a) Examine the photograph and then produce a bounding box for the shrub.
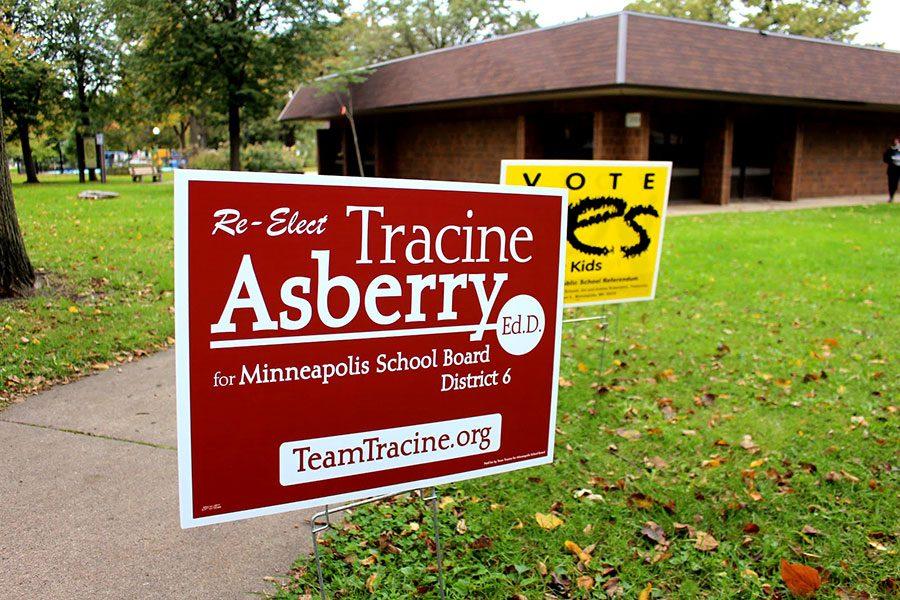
[187,143,306,172]
[242,142,305,173]
[188,148,229,170]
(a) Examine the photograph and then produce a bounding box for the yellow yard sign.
[501,160,672,307]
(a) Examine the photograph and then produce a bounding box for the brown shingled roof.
[280,12,900,121]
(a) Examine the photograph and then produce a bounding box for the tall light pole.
[152,126,160,170]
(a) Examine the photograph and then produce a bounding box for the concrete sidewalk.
[667,194,888,216]
[0,351,311,600]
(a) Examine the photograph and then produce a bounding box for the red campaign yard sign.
[175,170,567,528]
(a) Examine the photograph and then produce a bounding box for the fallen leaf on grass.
[740,434,760,453]
[437,496,454,509]
[565,540,591,564]
[657,397,677,420]
[603,577,623,597]
[801,525,821,536]
[835,588,870,599]
[656,368,677,382]
[638,583,653,600]
[576,575,595,590]
[644,456,669,470]
[614,428,642,441]
[455,519,467,534]
[535,513,563,530]
[558,377,574,388]
[641,521,667,545]
[470,535,492,550]
[694,531,719,552]
[365,572,378,593]
[577,362,589,373]
[743,523,760,534]
[627,493,655,510]
[572,488,604,501]
[780,559,821,597]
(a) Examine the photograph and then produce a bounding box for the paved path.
[0,351,312,600]
[667,194,887,216]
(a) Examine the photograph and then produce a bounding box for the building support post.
[592,111,604,160]
[701,115,733,205]
[515,115,527,159]
[623,111,650,160]
[772,116,803,201]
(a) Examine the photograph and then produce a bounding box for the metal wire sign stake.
[310,488,446,600]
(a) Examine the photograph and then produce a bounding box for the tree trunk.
[74,130,86,183]
[227,96,241,171]
[57,142,64,174]
[15,118,39,184]
[173,121,187,151]
[0,93,35,297]
[346,112,365,177]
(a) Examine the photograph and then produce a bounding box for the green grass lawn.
[274,206,898,599]
[1,176,896,598]
[0,174,174,408]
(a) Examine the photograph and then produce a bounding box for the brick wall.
[798,114,900,198]
[377,115,518,183]
[700,115,733,205]
[597,111,650,160]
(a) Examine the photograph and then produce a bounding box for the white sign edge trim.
[175,169,568,529]
[499,159,673,308]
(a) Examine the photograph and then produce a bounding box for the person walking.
[884,137,900,203]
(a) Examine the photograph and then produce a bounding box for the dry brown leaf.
[536,561,548,576]
[437,496,454,509]
[627,493,655,510]
[603,577,623,597]
[694,531,719,552]
[559,377,574,388]
[535,512,564,530]
[644,456,669,470]
[615,428,642,441]
[801,525,821,536]
[576,575,595,590]
[740,434,761,453]
[365,572,378,594]
[780,559,821,597]
[455,519,467,534]
[641,521,667,545]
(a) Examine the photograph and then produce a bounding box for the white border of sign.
[175,169,568,528]
[500,159,673,308]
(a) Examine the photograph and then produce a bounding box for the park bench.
[129,165,163,182]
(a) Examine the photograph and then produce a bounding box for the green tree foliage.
[0,1,62,183]
[44,0,118,182]
[115,0,337,171]
[358,0,538,61]
[741,0,870,41]
[625,0,870,42]
[624,0,731,25]
[310,1,538,175]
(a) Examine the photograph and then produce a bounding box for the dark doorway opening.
[316,128,341,176]
[731,119,774,199]
[535,114,593,159]
[649,114,703,200]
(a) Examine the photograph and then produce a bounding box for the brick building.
[280,12,900,203]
